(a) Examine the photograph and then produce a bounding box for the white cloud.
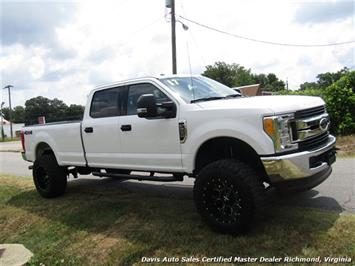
[0,0,354,107]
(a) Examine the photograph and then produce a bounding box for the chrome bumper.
[261,135,336,183]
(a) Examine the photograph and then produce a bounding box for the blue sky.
[0,0,354,107]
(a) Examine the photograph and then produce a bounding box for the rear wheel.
[33,154,67,198]
[193,159,266,234]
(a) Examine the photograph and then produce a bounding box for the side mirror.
[157,101,176,118]
[137,94,157,118]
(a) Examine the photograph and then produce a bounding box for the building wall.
[1,123,24,137]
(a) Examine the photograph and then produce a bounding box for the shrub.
[278,71,355,135]
[323,72,355,135]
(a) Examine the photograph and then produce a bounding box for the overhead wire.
[178,0,206,69]
[179,15,355,47]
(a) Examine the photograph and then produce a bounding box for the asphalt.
[0,141,22,152]
[0,150,354,214]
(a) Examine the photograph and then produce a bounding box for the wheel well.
[36,142,55,159]
[194,137,268,182]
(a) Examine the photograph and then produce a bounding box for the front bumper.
[261,135,336,184]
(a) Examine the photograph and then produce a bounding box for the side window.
[127,83,170,116]
[90,88,119,118]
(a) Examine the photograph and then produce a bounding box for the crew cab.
[21,75,336,234]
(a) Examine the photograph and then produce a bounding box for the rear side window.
[90,88,119,118]
[127,83,170,115]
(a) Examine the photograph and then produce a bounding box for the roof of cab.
[93,74,202,91]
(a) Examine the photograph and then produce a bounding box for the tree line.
[1,97,84,125]
[202,61,285,91]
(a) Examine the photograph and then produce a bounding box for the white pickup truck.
[21,75,336,234]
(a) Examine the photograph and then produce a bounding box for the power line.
[178,0,206,67]
[179,15,355,47]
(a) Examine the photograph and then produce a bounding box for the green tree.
[24,97,85,125]
[252,73,285,91]
[202,61,285,91]
[24,96,68,124]
[299,67,350,90]
[252,73,267,88]
[50,98,68,118]
[1,107,9,121]
[317,67,349,89]
[202,62,242,87]
[12,106,25,123]
[1,106,25,123]
[24,96,52,124]
[66,104,85,118]
[322,71,355,134]
[234,65,255,86]
[299,82,319,91]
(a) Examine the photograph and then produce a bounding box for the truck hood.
[195,95,325,115]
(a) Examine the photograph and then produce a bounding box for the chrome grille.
[291,105,330,151]
[298,132,329,151]
[295,105,326,119]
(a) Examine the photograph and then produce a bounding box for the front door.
[118,82,182,172]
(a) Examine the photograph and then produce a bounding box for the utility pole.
[3,85,13,139]
[169,0,177,74]
[286,78,289,90]
[0,102,5,141]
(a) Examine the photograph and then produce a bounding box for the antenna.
[186,39,195,100]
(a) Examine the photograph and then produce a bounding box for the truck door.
[81,86,124,168]
[118,82,183,172]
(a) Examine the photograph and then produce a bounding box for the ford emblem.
[319,117,329,131]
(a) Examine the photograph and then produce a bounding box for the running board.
[91,172,180,182]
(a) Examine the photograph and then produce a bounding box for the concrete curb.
[0,244,33,266]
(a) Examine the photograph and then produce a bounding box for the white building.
[0,116,24,137]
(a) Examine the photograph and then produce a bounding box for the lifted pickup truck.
[21,75,336,234]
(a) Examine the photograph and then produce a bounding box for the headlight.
[263,114,298,153]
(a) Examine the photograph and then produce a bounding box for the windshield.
[159,76,241,103]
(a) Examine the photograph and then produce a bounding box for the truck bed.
[23,121,86,166]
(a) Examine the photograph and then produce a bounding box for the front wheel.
[193,159,266,235]
[33,154,67,198]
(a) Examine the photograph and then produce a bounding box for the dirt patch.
[336,134,355,157]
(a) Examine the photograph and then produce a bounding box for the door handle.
[84,127,93,133]
[121,125,132,131]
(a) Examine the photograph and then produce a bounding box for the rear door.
[81,86,124,168]
[118,82,183,172]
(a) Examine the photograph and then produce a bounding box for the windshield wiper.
[190,96,225,103]
[225,93,242,98]
[190,94,242,103]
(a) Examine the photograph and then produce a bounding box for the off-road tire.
[193,159,266,235]
[33,154,67,198]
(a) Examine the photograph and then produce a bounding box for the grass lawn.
[0,137,20,142]
[0,175,354,266]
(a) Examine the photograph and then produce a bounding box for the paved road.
[0,141,22,152]
[0,151,354,214]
